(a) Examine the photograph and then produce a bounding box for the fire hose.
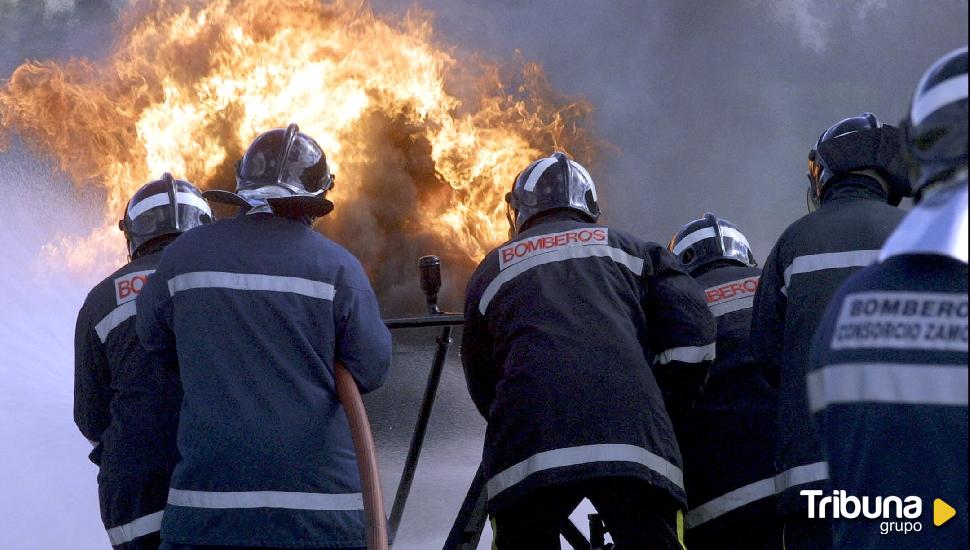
[335,361,389,550]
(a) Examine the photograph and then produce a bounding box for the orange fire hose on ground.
[335,362,389,550]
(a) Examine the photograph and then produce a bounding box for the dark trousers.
[491,477,685,550]
[159,544,364,550]
[783,515,833,550]
[114,532,161,550]
[687,519,783,550]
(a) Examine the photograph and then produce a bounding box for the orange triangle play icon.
[934,499,956,527]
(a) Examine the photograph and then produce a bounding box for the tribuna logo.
[802,490,924,535]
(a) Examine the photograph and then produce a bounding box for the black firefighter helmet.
[205,123,335,218]
[505,151,600,237]
[902,46,968,200]
[119,174,212,259]
[806,112,910,211]
[668,213,757,276]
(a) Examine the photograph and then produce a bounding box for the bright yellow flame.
[0,0,595,277]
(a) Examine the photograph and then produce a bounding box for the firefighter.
[136,124,391,550]
[74,175,212,550]
[749,112,910,549]
[462,152,717,549]
[667,213,782,550]
[806,47,968,550]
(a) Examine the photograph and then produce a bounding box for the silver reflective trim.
[911,74,969,126]
[709,295,754,317]
[168,272,336,301]
[808,363,968,414]
[672,227,715,256]
[671,226,751,256]
[106,510,163,545]
[522,157,560,192]
[571,161,598,201]
[486,443,683,499]
[167,488,363,511]
[782,250,880,294]
[94,301,137,343]
[686,475,775,528]
[655,342,716,365]
[128,191,212,221]
[87,439,99,448]
[774,461,828,493]
[880,183,968,264]
[479,244,644,314]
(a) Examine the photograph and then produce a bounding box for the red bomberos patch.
[499,228,608,270]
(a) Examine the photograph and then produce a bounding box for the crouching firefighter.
[136,124,392,550]
[667,214,782,550]
[807,47,968,550]
[74,175,213,549]
[461,152,717,549]
[750,112,911,550]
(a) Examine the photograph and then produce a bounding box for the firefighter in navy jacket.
[462,152,716,549]
[807,47,968,550]
[667,213,782,550]
[136,125,391,550]
[750,113,909,549]
[74,175,212,549]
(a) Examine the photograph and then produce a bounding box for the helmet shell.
[505,152,600,235]
[904,47,968,197]
[205,123,335,217]
[807,113,908,208]
[668,213,756,275]
[120,174,212,258]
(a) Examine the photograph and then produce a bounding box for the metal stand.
[384,255,593,550]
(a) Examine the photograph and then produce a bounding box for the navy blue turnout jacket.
[462,214,717,513]
[136,213,391,548]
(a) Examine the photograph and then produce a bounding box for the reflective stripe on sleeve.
[94,301,137,343]
[479,244,644,314]
[807,363,969,413]
[686,475,776,528]
[486,443,683,499]
[781,250,879,295]
[709,295,754,317]
[774,461,828,494]
[106,510,164,545]
[167,272,336,301]
[655,343,716,365]
[167,488,363,511]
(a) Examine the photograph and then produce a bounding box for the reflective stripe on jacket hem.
[686,476,775,528]
[485,443,684,499]
[106,510,163,545]
[167,488,364,510]
[774,461,828,494]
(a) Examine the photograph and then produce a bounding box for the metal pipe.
[384,314,464,330]
[387,324,452,541]
[334,362,388,550]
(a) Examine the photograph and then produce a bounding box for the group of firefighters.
[73,47,967,550]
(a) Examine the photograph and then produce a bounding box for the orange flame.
[0,0,595,306]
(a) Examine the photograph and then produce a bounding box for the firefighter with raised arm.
[462,152,716,549]
[74,175,212,549]
[667,214,782,550]
[807,47,968,550]
[136,124,391,550]
[750,112,910,549]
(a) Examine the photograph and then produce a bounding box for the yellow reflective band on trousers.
[676,509,686,549]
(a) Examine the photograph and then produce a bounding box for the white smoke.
[764,0,889,53]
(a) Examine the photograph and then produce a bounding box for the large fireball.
[0,0,596,310]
